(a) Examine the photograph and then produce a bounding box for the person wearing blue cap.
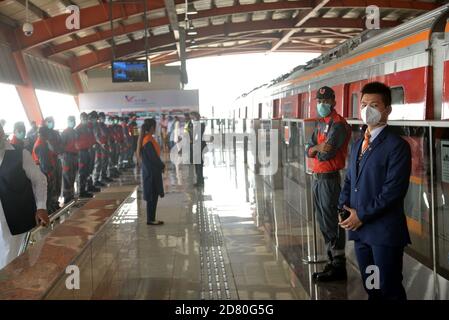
[305,86,351,282]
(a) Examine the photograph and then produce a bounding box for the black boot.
[95,181,106,187]
[88,185,101,193]
[79,191,94,198]
[313,259,347,282]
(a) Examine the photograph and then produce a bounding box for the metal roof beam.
[70,17,394,72]
[15,0,49,19]
[12,0,437,50]
[270,0,331,52]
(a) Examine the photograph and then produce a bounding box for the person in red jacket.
[76,112,97,198]
[44,116,63,212]
[61,116,79,204]
[94,112,113,186]
[305,86,351,282]
[10,121,26,150]
[33,126,58,213]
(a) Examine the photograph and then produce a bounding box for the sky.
[182,52,320,118]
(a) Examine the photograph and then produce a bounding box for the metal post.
[429,126,439,300]
[300,120,327,264]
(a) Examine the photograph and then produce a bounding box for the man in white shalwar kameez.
[0,124,49,270]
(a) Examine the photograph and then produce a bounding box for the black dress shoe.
[147,220,164,225]
[314,264,347,282]
[94,181,106,187]
[88,186,101,193]
[79,191,94,198]
[312,263,333,280]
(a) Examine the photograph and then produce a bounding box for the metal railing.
[18,199,81,255]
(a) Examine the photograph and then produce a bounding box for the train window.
[351,93,359,118]
[35,89,80,130]
[0,82,30,135]
[391,86,405,105]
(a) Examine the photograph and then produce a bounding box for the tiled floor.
[47,142,370,300]
[76,147,312,300]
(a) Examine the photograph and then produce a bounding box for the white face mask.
[361,105,382,126]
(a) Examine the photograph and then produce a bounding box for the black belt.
[313,171,340,179]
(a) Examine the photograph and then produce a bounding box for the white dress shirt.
[0,141,47,269]
[368,125,387,143]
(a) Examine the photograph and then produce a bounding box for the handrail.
[18,199,78,255]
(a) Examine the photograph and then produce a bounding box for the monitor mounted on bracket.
[111,60,150,83]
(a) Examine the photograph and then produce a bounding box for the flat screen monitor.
[111,60,149,82]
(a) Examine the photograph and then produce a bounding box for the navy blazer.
[338,126,412,247]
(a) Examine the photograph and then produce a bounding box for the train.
[232,4,449,121]
[229,4,449,291]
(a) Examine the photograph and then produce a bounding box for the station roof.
[0,0,443,73]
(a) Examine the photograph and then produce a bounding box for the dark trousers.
[62,152,78,201]
[312,175,346,265]
[46,173,58,214]
[94,149,109,182]
[195,163,204,184]
[146,192,159,223]
[88,148,96,188]
[78,149,90,192]
[354,241,407,300]
[55,158,62,202]
[108,143,118,174]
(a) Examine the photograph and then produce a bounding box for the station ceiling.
[0,0,444,73]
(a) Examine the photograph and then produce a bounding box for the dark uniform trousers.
[108,142,119,175]
[88,147,96,188]
[119,142,127,169]
[78,149,90,193]
[94,147,109,182]
[312,173,346,265]
[62,152,78,201]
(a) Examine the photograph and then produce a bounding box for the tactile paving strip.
[197,202,237,300]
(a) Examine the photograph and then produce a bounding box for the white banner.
[79,89,199,112]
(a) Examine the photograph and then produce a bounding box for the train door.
[297,93,303,118]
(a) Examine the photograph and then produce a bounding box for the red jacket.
[76,123,95,150]
[305,110,351,173]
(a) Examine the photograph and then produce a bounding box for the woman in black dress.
[139,119,165,225]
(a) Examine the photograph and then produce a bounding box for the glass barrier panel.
[432,127,449,280]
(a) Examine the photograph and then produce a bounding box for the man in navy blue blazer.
[338,82,411,300]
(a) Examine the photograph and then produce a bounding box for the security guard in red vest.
[76,112,97,198]
[94,112,113,186]
[107,115,121,178]
[305,86,351,282]
[33,126,58,213]
[61,116,79,204]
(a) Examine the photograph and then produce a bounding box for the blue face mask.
[46,122,54,130]
[16,131,25,140]
[68,121,76,129]
[317,103,332,118]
